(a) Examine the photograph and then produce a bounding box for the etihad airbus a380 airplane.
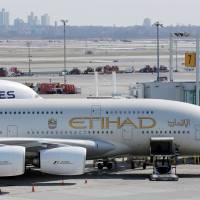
[0,95,200,177]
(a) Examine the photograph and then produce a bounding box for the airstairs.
[149,137,178,181]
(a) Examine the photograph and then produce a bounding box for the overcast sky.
[1,0,200,26]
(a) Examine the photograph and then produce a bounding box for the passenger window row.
[105,110,154,115]
[27,130,114,135]
[0,111,63,115]
[142,130,190,134]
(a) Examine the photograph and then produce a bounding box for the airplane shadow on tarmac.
[84,168,149,180]
[0,168,150,187]
[178,174,200,178]
[0,170,76,187]
[0,191,9,195]
[1,167,200,187]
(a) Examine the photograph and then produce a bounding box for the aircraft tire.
[97,163,104,170]
[131,161,135,169]
[106,162,113,170]
[143,162,147,170]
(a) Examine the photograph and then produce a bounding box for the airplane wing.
[0,137,115,158]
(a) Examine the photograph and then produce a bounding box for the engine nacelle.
[40,146,86,175]
[0,145,25,177]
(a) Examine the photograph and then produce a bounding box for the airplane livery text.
[69,116,156,129]
[0,91,15,99]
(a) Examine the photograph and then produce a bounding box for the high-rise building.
[27,12,39,26]
[143,18,151,27]
[0,10,3,25]
[14,18,24,27]
[4,12,9,26]
[28,12,34,26]
[34,16,40,25]
[54,21,58,27]
[41,14,50,26]
[0,8,10,26]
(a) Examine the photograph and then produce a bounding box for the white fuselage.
[0,98,200,158]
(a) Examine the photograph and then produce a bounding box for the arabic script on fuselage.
[168,119,190,128]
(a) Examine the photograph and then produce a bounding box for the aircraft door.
[7,125,18,137]
[194,125,200,140]
[91,105,101,118]
[122,127,133,140]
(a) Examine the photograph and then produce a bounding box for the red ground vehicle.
[103,65,119,74]
[9,67,24,76]
[38,83,76,94]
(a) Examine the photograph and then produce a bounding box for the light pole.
[154,21,163,82]
[175,40,178,72]
[61,19,68,84]
[196,36,199,106]
[26,42,32,76]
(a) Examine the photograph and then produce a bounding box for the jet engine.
[0,145,25,177]
[40,146,86,175]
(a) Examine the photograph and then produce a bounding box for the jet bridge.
[149,137,178,181]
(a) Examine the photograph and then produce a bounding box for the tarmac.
[1,165,200,200]
[1,71,198,98]
[0,39,194,72]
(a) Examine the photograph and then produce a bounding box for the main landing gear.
[97,159,113,170]
[130,159,147,170]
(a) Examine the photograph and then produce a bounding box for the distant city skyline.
[0,9,51,27]
[0,8,152,27]
[1,0,200,26]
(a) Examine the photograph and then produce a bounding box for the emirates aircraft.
[0,80,41,99]
[0,95,199,177]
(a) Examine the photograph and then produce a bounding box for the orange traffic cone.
[32,184,35,192]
